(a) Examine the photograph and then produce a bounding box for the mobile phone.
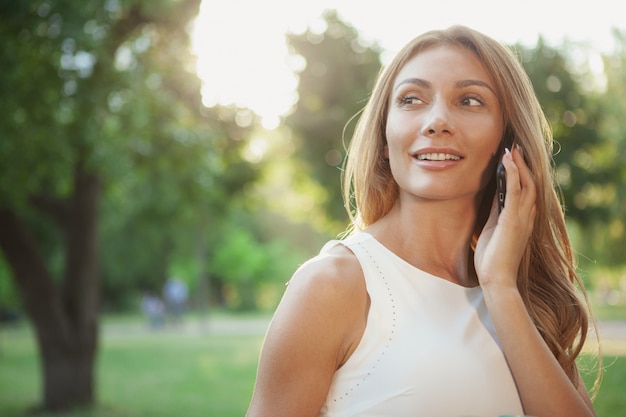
[496,162,506,213]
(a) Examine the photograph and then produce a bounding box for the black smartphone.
[496,162,506,213]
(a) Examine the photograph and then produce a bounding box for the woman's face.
[385,44,504,206]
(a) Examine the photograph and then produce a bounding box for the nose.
[420,100,453,136]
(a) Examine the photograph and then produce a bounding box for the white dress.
[318,232,524,417]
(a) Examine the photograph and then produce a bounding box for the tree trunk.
[0,171,101,411]
[41,333,97,410]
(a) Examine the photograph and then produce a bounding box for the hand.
[474,146,537,289]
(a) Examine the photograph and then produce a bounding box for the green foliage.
[98,104,261,308]
[517,37,626,266]
[519,40,611,223]
[285,10,382,224]
[596,29,626,265]
[209,211,307,310]
[0,0,265,311]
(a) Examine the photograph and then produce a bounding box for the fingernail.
[504,147,512,159]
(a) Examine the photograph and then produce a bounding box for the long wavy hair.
[342,25,600,392]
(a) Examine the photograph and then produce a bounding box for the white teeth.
[416,153,461,161]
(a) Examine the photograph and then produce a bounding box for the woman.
[247,25,599,417]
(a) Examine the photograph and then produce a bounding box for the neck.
[366,196,481,287]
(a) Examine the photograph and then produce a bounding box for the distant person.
[246,25,600,417]
[163,277,188,324]
[141,291,165,329]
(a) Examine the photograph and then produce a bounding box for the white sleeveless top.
[318,232,524,417]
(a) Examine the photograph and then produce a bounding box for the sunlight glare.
[192,1,309,129]
[191,0,623,130]
[243,136,269,164]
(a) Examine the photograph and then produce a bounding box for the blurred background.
[1,0,625,416]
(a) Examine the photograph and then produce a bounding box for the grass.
[0,312,625,417]
[0,317,265,417]
[99,334,262,417]
[585,356,626,416]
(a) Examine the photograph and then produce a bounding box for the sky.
[192,0,625,129]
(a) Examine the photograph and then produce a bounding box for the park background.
[1,0,626,416]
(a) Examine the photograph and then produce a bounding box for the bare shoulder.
[288,242,365,297]
[247,242,368,416]
[267,241,368,359]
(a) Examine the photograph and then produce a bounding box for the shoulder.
[288,241,365,299]
[247,242,368,416]
[261,240,369,373]
[271,240,368,344]
[279,242,368,358]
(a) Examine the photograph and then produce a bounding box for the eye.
[397,95,424,106]
[460,95,484,106]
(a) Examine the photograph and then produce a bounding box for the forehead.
[393,45,494,88]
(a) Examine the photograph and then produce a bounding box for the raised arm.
[246,245,368,417]
[475,147,596,417]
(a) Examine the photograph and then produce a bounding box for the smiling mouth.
[415,153,462,161]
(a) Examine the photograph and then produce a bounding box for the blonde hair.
[343,25,600,391]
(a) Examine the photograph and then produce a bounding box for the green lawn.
[0,314,625,417]
[0,318,265,417]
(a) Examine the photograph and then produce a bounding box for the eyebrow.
[394,77,496,95]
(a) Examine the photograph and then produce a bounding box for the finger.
[512,146,537,215]
[501,149,521,207]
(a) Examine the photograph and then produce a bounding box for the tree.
[208,212,302,310]
[285,10,381,226]
[98,103,260,309]
[595,29,626,265]
[518,39,624,265]
[0,0,257,411]
[519,40,611,223]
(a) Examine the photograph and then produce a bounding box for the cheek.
[385,113,414,152]
[477,120,504,158]
[383,135,405,165]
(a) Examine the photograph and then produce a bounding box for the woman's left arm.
[481,285,596,417]
[475,147,596,417]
